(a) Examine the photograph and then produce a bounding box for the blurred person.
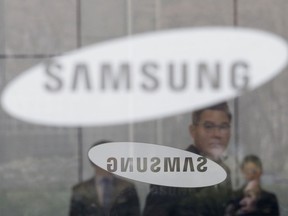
[143,102,233,216]
[69,140,140,216]
[225,155,279,216]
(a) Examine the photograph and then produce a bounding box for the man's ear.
[189,124,196,139]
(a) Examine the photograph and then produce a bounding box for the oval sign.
[88,142,227,187]
[1,27,288,126]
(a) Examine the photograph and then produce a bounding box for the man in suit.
[143,102,233,216]
[69,140,140,216]
[225,155,279,216]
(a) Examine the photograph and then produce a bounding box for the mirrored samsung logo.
[1,27,287,126]
[88,142,227,187]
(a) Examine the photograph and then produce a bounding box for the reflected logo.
[88,142,227,187]
[1,27,287,126]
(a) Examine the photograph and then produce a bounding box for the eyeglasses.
[196,122,231,133]
[243,168,260,175]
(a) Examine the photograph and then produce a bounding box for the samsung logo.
[1,27,287,126]
[106,156,207,173]
[88,142,227,187]
[44,60,249,93]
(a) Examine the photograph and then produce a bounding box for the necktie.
[101,177,113,214]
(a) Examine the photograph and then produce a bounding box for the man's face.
[242,162,262,181]
[190,110,231,161]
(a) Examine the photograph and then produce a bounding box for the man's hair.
[241,154,262,171]
[192,102,232,125]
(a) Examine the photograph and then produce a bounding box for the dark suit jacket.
[227,188,279,216]
[143,145,232,216]
[256,190,279,215]
[69,177,140,216]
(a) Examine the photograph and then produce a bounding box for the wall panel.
[161,0,233,29]
[0,0,4,55]
[132,0,158,33]
[0,59,78,215]
[158,0,237,180]
[237,0,288,214]
[80,0,158,210]
[80,0,130,180]
[3,0,77,55]
[81,0,127,46]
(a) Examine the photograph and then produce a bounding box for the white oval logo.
[88,142,227,187]
[1,27,287,126]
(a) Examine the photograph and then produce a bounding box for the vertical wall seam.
[155,0,161,31]
[76,0,82,48]
[155,0,163,145]
[126,0,135,141]
[76,0,83,182]
[126,0,133,36]
[233,0,240,188]
[233,0,238,27]
[1,0,7,84]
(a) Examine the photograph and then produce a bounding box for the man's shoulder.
[260,189,278,201]
[114,176,136,192]
[257,189,279,215]
[72,178,94,193]
[185,145,200,154]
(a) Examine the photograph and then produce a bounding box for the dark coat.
[226,188,279,216]
[69,177,140,216]
[143,145,232,216]
[256,190,279,215]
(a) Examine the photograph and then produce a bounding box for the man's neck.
[187,144,224,163]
